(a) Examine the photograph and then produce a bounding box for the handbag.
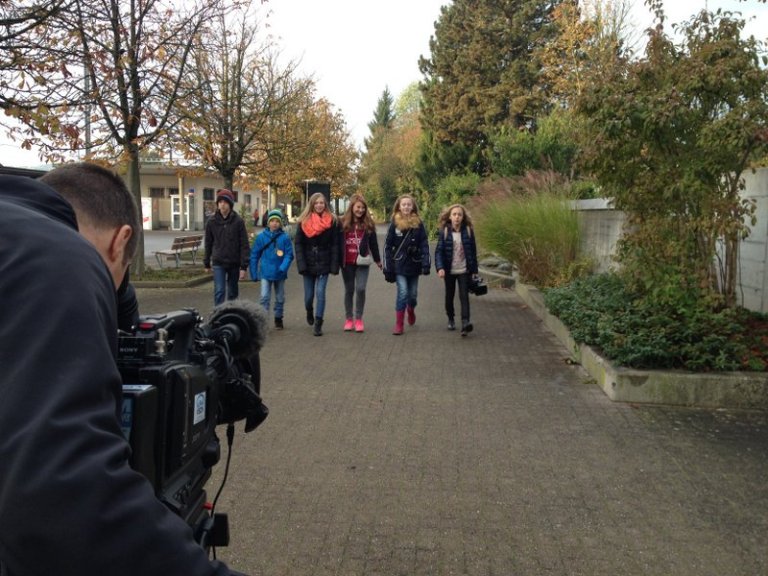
[355,232,373,266]
[356,252,373,266]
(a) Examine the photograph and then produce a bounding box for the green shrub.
[543,273,768,372]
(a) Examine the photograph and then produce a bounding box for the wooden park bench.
[154,234,203,268]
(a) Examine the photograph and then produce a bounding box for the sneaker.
[274,317,284,330]
[461,322,473,337]
[354,319,365,333]
[343,318,354,331]
[447,319,456,331]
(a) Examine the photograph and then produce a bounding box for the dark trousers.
[444,272,470,322]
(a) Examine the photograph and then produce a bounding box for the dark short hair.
[41,162,140,264]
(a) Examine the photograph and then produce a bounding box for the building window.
[203,188,215,201]
[168,187,179,196]
[149,187,165,199]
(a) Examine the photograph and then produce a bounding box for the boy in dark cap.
[204,188,250,305]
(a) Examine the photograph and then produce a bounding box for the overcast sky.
[2,0,766,168]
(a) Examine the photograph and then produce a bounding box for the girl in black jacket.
[383,194,431,335]
[294,192,340,336]
[435,203,479,336]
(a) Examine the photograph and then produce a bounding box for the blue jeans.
[395,274,419,312]
[303,273,329,318]
[260,279,286,318]
[213,265,240,305]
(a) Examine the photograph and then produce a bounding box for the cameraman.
[0,166,243,576]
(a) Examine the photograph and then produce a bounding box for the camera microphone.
[206,300,268,359]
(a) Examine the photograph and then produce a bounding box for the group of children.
[249,192,480,337]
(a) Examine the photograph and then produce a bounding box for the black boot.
[447,317,456,331]
[313,317,323,337]
[274,317,284,330]
[306,307,314,326]
[461,320,473,337]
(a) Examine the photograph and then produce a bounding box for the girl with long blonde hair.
[294,192,340,336]
[382,194,431,335]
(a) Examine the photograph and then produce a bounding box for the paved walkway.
[135,233,768,576]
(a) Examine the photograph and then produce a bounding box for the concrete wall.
[575,167,768,313]
[573,198,625,274]
[739,168,768,313]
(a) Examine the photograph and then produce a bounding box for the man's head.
[40,162,140,287]
[216,189,235,217]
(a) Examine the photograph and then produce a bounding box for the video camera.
[116,301,269,550]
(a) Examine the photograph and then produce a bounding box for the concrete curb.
[514,281,768,410]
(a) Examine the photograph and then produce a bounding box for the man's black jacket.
[0,176,238,576]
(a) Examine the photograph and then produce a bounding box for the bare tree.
[0,0,232,273]
[175,7,315,191]
[0,1,69,77]
[176,6,355,205]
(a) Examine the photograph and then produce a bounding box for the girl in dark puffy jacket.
[294,192,340,336]
[383,194,431,335]
[435,203,479,336]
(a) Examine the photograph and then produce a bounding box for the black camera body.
[117,305,268,548]
[468,276,488,296]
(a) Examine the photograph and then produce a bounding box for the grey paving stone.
[134,233,768,576]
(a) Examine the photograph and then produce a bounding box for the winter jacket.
[339,227,381,268]
[250,228,294,281]
[435,224,479,275]
[0,176,238,576]
[383,217,431,279]
[294,221,340,276]
[203,210,250,269]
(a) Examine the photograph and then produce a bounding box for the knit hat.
[267,209,284,225]
[216,189,235,207]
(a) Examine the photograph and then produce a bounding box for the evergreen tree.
[358,87,420,217]
[364,87,396,150]
[418,0,562,177]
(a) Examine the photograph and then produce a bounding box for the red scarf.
[301,211,332,238]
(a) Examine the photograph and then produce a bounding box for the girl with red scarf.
[294,192,340,336]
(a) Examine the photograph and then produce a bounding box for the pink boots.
[406,306,416,326]
[393,310,405,335]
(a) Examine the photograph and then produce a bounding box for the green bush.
[543,273,768,372]
[488,109,584,178]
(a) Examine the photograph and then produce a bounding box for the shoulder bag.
[355,231,373,266]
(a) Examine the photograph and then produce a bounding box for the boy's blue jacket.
[250,228,294,281]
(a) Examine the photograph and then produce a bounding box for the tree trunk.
[126,147,145,277]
